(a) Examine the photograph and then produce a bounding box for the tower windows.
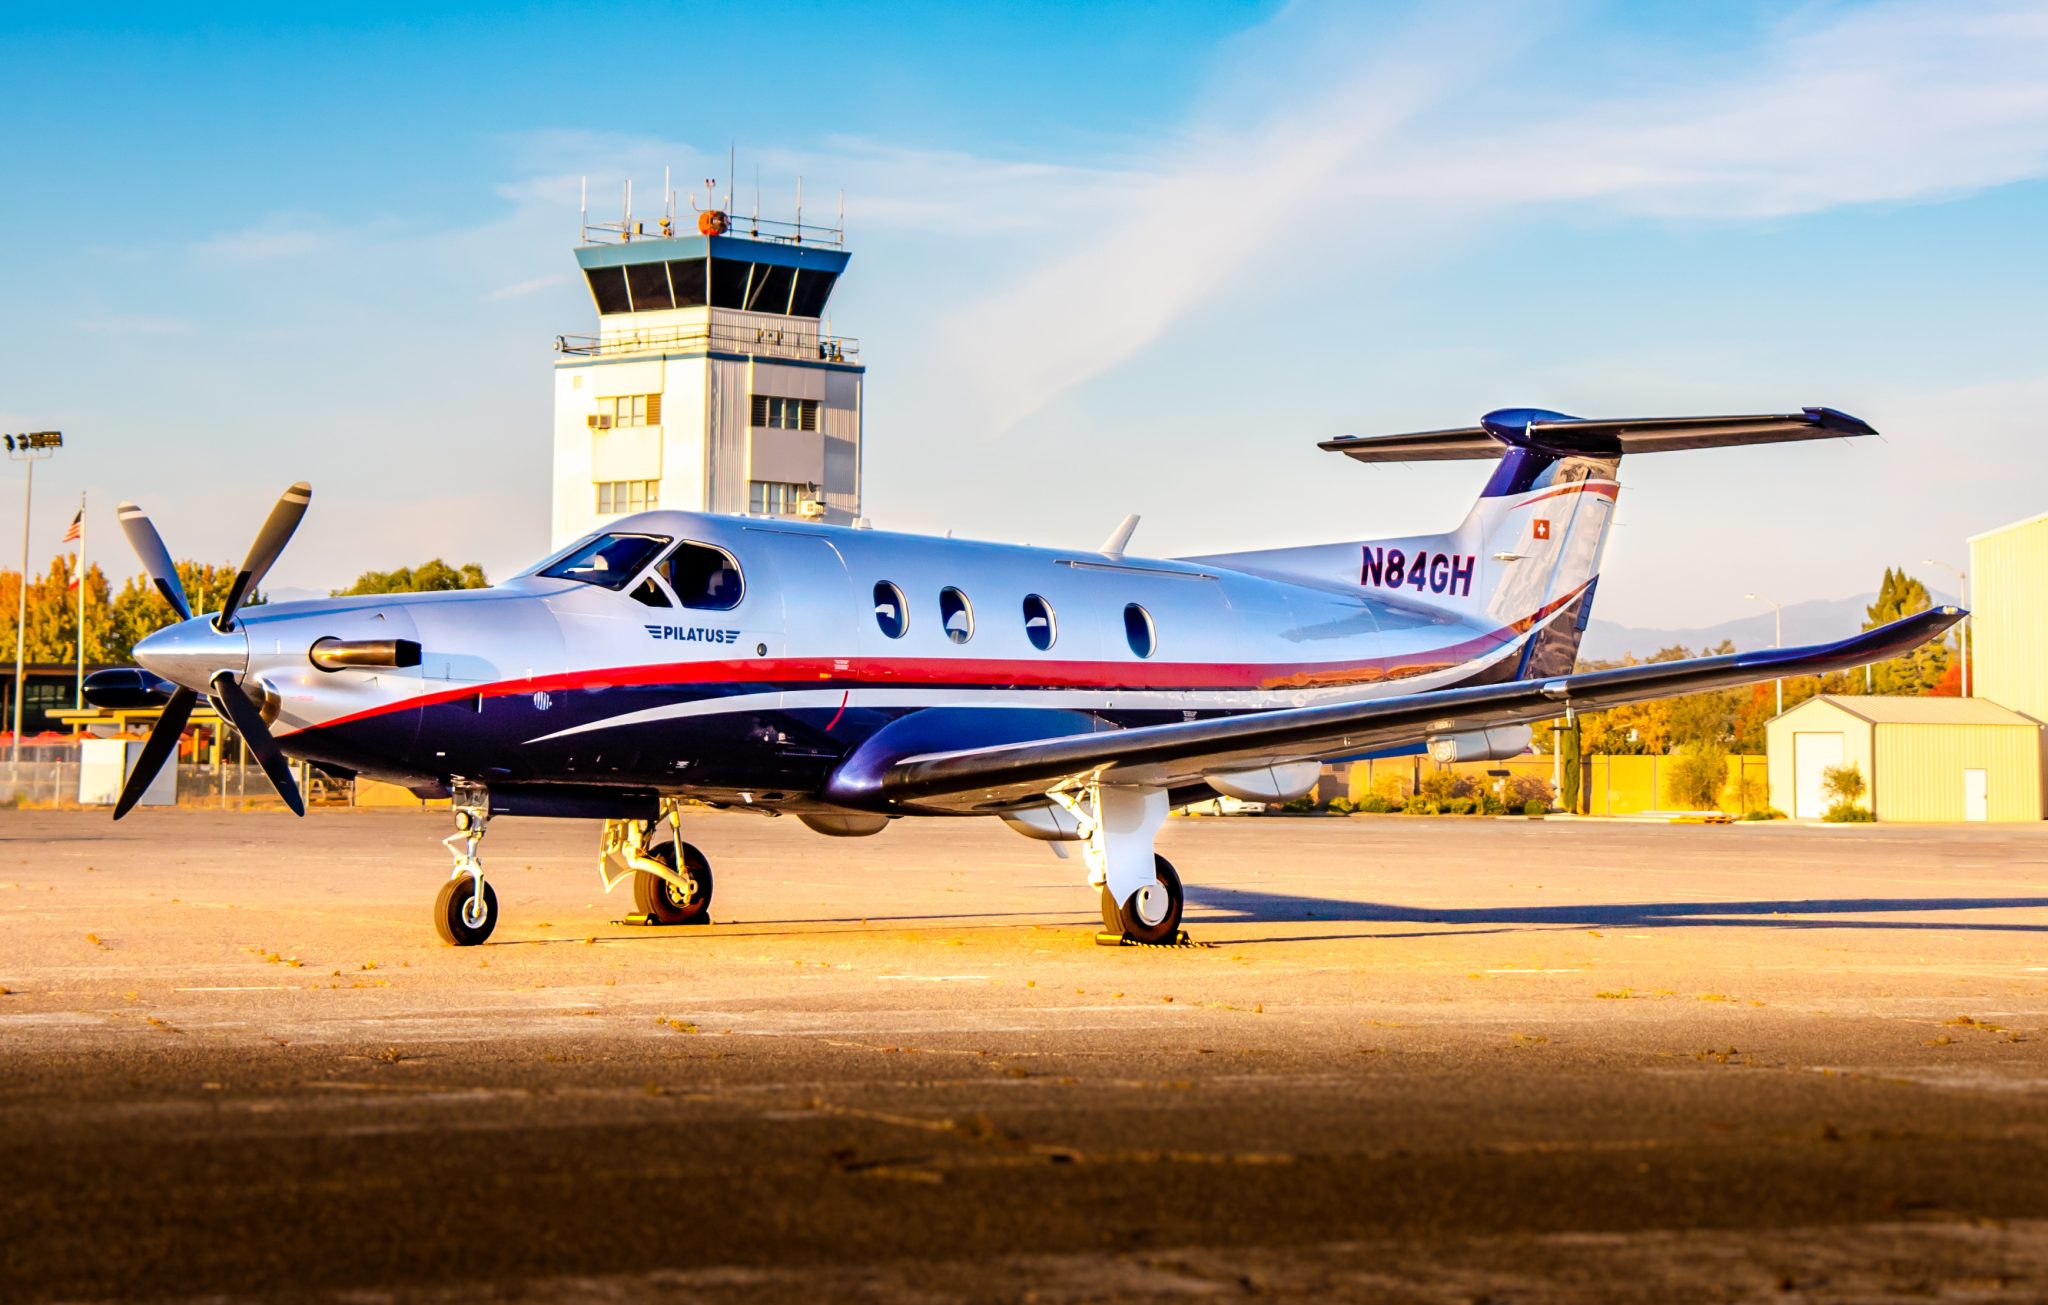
[939,588,974,644]
[749,480,815,516]
[596,480,659,514]
[600,393,661,427]
[752,395,818,430]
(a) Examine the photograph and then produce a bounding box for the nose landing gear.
[436,787,498,946]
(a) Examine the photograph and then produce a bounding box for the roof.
[1786,694,2040,727]
[1967,510,2048,545]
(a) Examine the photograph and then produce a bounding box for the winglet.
[1099,514,1140,555]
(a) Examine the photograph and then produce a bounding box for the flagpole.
[74,491,85,709]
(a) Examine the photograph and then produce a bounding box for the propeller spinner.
[111,483,313,820]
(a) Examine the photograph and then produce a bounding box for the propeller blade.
[216,481,311,631]
[112,686,197,820]
[209,672,306,816]
[116,501,191,622]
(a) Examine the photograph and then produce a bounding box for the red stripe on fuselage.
[290,581,1593,738]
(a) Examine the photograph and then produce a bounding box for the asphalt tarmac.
[4,808,2048,1302]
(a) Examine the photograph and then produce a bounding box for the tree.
[1863,566,1949,695]
[0,557,114,664]
[334,560,488,596]
[104,561,258,663]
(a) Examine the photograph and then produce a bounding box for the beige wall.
[1766,699,1873,818]
[1873,722,2042,822]
[1971,514,2048,725]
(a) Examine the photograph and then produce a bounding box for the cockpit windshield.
[539,533,671,591]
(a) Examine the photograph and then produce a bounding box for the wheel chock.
[1093,929,1200,948]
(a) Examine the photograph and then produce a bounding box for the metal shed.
[1766,695,2043,822]
[1971,511,2048,725]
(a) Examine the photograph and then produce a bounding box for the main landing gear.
[1052,782,1187,945]
[601,803,715,926]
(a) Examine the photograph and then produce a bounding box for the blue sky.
[0,1,2043,631]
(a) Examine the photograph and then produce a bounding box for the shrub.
[1371,773,1409,805]
[1822,763,1866,808]
[1441,797,1477,815]
[1665,741,1729,810]
[1418,770,1477,803]
[1505,774,1555,811]
[1326,797,1354,814]
[1403,799,1440,815]
[1522,799,1548,817]
[1280,795,1317,813]
[1823,802,1875,823]
[1479,793,1505,816]
[1357,794,1394,813]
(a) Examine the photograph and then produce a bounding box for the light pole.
[1745,591,1784,715]
[5,431,63,770]
[1923,558,1970,698]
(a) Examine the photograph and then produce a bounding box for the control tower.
[550,187,863,547]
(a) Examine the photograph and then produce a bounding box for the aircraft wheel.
[633,839,714,925]
[1102,854,1183,944]
[434,876,498,946]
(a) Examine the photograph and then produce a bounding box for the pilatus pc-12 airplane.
[93,406,1959,946]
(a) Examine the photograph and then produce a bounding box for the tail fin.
[1200,406,1874,681]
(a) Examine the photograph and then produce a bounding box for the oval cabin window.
[1021,594,1056,651]
[873,582,908,639]
[939,588,974,645]
[1123,603,1156,658]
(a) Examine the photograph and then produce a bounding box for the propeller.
[111,686,197,819]
[209,671,305,816]
[110,482,313,820]
[216,482,311,632]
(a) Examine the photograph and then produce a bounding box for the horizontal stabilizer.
[1321,406,1876,463]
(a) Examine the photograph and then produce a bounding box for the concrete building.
[550,199,864,548]
[1970,511,2048,724]
[1766,695,2042,822]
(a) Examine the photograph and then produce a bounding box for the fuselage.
[136,508,1581,812]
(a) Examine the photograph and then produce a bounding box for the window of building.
[541,533,671,591]
[744,263,796,313]
[939,588,974,645]
[1124,603,1156,658]
[788,269,838,318]
[600,393,661,427]
[1021,594,1056,651]
[751,395,819,430]
[596,480,660,514]
[668,258,708,308]
[749,480,814,516]
[873,582,908,639]
[709,257,751,309]
[584,266,632,315]
[659,542,745,610]
[625,261,673,311]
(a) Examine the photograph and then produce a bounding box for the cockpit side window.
[660,542,745,611]
[539,533,672,591]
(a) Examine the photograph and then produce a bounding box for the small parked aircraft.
[92,407,1959,946]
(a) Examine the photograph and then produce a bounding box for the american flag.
[60,508,82,544]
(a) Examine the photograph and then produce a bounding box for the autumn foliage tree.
[1,555,258,665]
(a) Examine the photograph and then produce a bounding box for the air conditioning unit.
[796,498,827,520]
[587,413,614,430]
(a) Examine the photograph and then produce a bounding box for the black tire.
[434,876,498,946]
[1109,854,1183,944]
[632,839,714,925]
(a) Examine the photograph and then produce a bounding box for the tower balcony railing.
[582,211,846,250]
[555,323,860,364]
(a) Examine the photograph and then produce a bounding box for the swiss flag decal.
[1532,519,1552,540]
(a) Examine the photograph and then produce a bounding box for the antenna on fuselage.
[1099,514,1140,556]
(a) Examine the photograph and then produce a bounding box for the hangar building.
[550,195,864,548]
[1970,512,2048,726]
[1766,695,2042,822]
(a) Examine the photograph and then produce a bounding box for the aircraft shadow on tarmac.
[1184,884,2048,942]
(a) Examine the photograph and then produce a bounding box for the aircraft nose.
[134,617,249,692]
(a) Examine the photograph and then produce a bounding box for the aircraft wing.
[864,608,1963,812]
